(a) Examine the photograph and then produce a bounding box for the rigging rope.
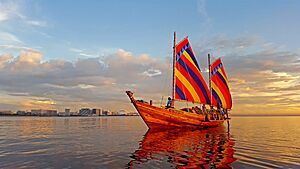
[159,53,172,105]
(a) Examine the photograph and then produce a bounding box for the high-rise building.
[92,109,102,116]
[79,108,92,116]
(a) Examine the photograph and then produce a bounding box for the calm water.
[0,116,299,169]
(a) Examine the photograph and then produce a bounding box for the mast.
[208,53,212,107]
[172,32,176,104]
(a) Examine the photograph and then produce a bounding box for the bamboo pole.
[208,53,212,108]
[172,32,176,107]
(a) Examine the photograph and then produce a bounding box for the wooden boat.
[127,127,236,168]
[126,32,232,129]
[126,91,225,129]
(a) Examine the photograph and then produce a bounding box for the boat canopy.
[211,58,232,109]
[174,37,210,105]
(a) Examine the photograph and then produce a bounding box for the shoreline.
[1,114,299,117]
[0,114,139,117]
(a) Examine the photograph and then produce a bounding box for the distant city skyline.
[0,107,139,116]
[0,0,300,115]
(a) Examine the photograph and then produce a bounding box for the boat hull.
[126,91,225,129]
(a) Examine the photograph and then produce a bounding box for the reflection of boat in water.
[126,32,232,129]
[128,126,236,168]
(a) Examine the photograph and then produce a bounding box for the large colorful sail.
[175,37,210,104]
[211,58,232,109]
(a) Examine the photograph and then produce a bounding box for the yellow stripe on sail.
[182,51,199,71]
[218,69,229,85]
[175,68,200,103]
[211,81,227,108]
[219,67,228,79]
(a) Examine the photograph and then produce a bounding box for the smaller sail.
[211,58,232,109]
[175,37,210,104]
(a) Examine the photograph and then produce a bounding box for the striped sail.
[175,37,210,104]
[211,58,232,109]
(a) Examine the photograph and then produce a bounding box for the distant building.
[31,109,57,116]
[111,110,126,116]
[127,112,139,116]
[117,109,127,116]
[16,111,27,116]
[58,108,71,116]
[79,108,92,116]
[0,110,14,115]
[65,109,70,114]
[70,111,78,116]
[92,109,102,116]
[101,110,109,116]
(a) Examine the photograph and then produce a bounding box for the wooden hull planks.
[126,91,225,129]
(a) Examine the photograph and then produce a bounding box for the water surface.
[0,116,299,168]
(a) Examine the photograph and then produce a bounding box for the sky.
[0,0,300,115]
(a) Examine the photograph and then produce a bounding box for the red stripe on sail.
[175,77,194,102]
[182,57,210,103]
[175,38,188,54]
[176,62,205,102]
[175,92,180,100]
[179,53,209,87]
[211,58,232,109]
[179,53,200,76]
[217,69,231,109]
[212,75,231,104]
[176,59,209,103]
[219,67,228,79]
[211,58,229,80]
[211,58,222,69]
[212,95,218,107]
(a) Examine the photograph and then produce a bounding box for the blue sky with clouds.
[1,0,300,59]
[0,0,300,114]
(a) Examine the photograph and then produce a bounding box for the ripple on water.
[231,116,300,168]
[0,116,299,168]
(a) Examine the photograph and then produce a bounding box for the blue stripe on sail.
[216,71,229,90]
[185,48,200,70]
[211,63,223,76]
[178,59,210,104]
[176,85,187,100]
[212,89,222,106]
[176,43,190,61]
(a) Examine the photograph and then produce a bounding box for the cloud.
[7,49,43,73]
[0,32,22,43]
[0,1,47,27]
[142,68,162,77]
[0,54,13,69]
[0,10,9,22]
[0,48,168,111]
[0,1,23,22]
[0,35,299,115]
[17,50,42,63]
[195,35,300,115]
[195,0,212,36]
[69,48,84,53]
[25,20,47,27]
[8,92,29,96]
[79,53,94,57]
[196,0,210,22]
[69,47,97,58]
[0,44,38,50]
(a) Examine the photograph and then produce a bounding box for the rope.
[159,53,172,106]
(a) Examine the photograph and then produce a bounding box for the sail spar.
[175,37,210,104]
[211,58,232,109]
